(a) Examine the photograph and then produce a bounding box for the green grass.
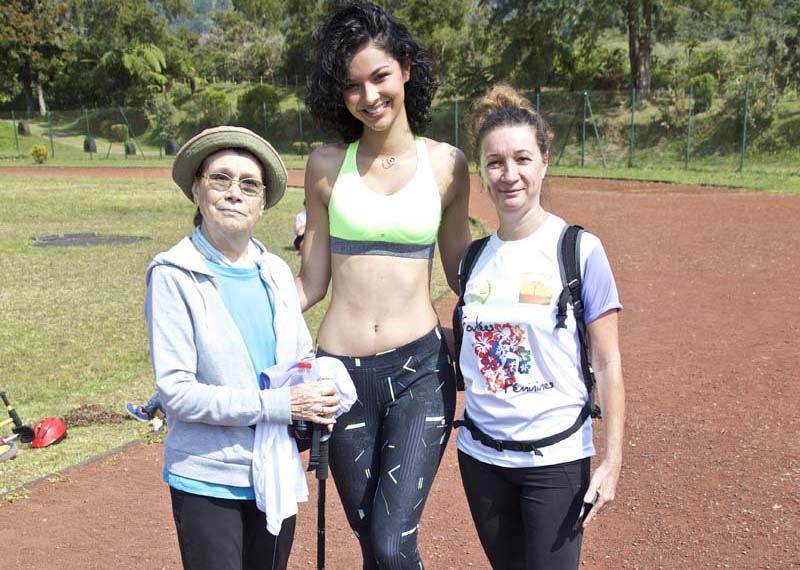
[549,163,800,193]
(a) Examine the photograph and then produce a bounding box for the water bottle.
[288,360,315,451]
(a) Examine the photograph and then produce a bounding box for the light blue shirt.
[209,261,277,387]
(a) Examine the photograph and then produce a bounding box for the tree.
[625,0,654,93]
[0,0,71,115]
[231,0,284,31]
[195,10,285,83]
[439,2,505,98]
[97,43,169,101]
[484,0,614,88]
[279,0,329,81]
[385,0,471,89]
[61,0,191,106]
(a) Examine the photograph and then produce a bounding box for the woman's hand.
[289,382,340,425]
[581,456,621,527]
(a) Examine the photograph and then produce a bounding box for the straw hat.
[172,126,287,210]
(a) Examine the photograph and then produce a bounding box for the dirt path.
[0,170,798,570]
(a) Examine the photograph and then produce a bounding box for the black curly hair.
[305,1,439,143]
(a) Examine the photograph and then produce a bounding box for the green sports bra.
[328,138,442,259]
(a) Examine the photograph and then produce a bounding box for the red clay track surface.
[1,167,798,570]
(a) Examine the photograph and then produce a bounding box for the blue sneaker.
[125,402,150,422]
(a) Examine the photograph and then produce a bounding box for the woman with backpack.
[455,85,625,570]
[296,2,471,568]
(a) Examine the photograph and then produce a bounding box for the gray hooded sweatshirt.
[145,236,313,488]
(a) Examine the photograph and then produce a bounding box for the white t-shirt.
[456,214,622,468]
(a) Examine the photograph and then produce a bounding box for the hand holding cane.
[305,372,334,570]
[309,424,331,570]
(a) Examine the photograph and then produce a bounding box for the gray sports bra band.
[330,236,435,259]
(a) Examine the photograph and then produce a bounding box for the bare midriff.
[316,253,438,357]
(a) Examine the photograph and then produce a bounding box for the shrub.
[110,124,129,142]
[754,129,788,153]
[170,82,192,107]
[572,47,628,91]
[86,109,148,139]
[98,119,113,139]
[194,89,231,129]
[650,56,677,90]
[237,84,280,132]
[310,141,325,151]
[753,117,800,154]
[147,99,179,141]
[292,141,309,156]
[31,144,48,164]
[719,77,779,134]
[689,73,716,114]
[688,47,731,85]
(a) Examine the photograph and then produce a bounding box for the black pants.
[169,487,296,570]
[317,327,457,570]
[458,451,589,570]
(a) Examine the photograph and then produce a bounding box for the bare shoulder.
[305,143,348,201]
[423,138,467,172]
[422,137,469,200]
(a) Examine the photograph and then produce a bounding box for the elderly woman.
[146,126,340,570]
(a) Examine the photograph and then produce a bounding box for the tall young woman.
[456,86,625,570]
[297,2,471,569]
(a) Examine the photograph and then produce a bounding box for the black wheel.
[0,441,18,463]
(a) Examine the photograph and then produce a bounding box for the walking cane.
[308,424,331,570]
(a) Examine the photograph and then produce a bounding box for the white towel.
[252,357,357,535]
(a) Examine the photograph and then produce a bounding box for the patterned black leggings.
[317,327,456,570]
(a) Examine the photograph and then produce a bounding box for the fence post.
[629,88,636,167]
[11,110,21,157]
[47,111,55,159]
[685,83,694,169]
[585,94,607,168]
[739,80,750,172]
[83,106,90,137]
[535,90,540,113]
[581,92,587,167]
[262,102,268,138]
[454,97,459,149]
[83,106,93,160]
[297,99,305,157]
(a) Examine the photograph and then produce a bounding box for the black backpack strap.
[556,225,582,329]
[452,236,490,391]
[455,406,595,456]
[555,225,601,419]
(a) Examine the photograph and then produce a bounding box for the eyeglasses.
[200,172,264,197]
